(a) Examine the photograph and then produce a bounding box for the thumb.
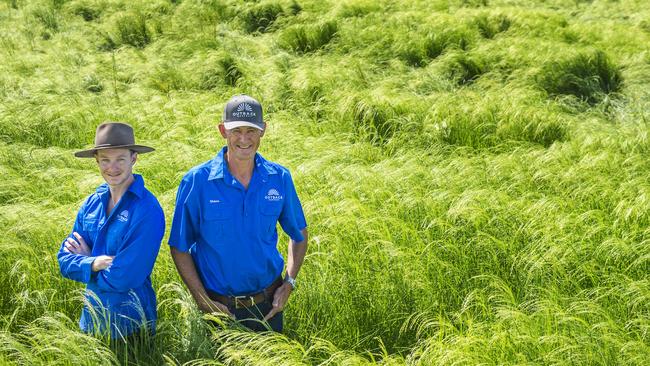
[263,308,278,321]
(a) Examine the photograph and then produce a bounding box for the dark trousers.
[228,300,283,332]
[206,289,284,332]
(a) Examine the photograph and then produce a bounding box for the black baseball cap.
[222,94,264,130]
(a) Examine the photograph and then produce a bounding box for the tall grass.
[67,1,103,22]
[278,20,338,53]
[2,0,650,364]
[32,6,60,33]
[240,1,285,34]
[537,49,623,104]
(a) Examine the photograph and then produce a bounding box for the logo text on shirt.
[117,210,129,222]
[209,199,221,204]
[265,189,283,202]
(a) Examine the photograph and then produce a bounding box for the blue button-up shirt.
[57,174,165,338]
[169,147,307,296]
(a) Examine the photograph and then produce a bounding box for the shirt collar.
[208,146,277,181]
[255,151,277,178]
[128,174,145,198]
[208,147,226,180]
[95,174,145,199]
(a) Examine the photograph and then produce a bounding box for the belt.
[207,277,283,309]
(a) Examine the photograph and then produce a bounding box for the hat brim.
[74,144,155,158]
[223,121,264,131]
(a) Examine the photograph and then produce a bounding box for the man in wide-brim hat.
[57,121,165,341]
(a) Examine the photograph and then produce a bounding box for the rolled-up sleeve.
[58,201,96,283]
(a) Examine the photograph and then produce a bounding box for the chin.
[235,151,255,159]
[104,175,125,185]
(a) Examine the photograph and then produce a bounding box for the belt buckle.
[234,295,255,309]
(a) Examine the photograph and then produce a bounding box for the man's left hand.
[64,232,92,256]
[263,282,293,321]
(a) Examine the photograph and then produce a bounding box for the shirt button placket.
[242,190,250,217]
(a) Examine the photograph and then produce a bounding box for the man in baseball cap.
[169,94,308,332]
[58,122,165,344]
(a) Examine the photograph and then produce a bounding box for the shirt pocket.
[82,219,99,247]
[106,223,128,255]
[201,204,233,246]
[258,201,282,241]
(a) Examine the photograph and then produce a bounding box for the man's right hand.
[197,298,234,318]
[170,247,234,318]
[91,255,114,272]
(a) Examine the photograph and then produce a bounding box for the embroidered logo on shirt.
[117,210,129,222]
[265,189,283,202]
[209,199,221,204]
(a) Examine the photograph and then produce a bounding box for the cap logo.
[232,103,256,119]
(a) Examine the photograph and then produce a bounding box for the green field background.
[1,0,649,364]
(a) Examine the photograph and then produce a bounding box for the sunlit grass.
[2,0,650,364]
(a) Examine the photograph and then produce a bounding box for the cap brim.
[223,121,264,131]
[74,145,155,158]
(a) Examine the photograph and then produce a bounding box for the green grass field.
[1,0,650,364]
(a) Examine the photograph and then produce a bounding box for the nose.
[105,161,121,171]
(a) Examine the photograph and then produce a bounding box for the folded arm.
[58,212,97,283]
[93,209,165,292]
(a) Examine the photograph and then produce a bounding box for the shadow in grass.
[537,49,623,105]
[278,21,338,54]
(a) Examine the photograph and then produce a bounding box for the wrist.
[90,257,99,272]
[284,274,296,289]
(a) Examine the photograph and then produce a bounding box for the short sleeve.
[278,170,307,242]
[169,175,199,252]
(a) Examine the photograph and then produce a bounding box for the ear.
[260,122,267,137]
[218,123,228,138]
[131,152,138,165]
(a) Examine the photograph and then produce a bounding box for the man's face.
[219,124,265,162]
[95,148,136,188]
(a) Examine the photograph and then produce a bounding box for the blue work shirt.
[169,147,307,296]
[57,174,165,338]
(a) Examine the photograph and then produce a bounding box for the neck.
[225,151,254,178]
[108,174,134,206]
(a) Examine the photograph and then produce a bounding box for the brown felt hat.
[74,122,154,158]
